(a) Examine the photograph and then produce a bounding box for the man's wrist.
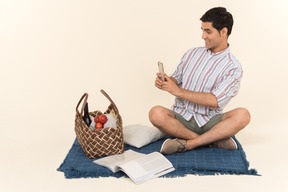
[177,88,188,98]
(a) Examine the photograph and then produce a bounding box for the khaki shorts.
[172,111,224,135]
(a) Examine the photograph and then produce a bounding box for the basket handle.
[100,89,119,114]
[76,93,88,116]
[76,90,119,116]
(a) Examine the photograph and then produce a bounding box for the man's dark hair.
[200,7,233,37]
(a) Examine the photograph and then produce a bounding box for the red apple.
[99,114,108,124]
[94,116,100,123]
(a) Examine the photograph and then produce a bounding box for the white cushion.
[123,124,165,148]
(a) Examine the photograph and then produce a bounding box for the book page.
[119,152,174,184]
[93,150,145,173]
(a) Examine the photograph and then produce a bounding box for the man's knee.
[238,107,251,126]
[149,106,164,123]
[231,107,251,128]
[149,106,171,125]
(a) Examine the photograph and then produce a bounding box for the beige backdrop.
[1,0,288,191]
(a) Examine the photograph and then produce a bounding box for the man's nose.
[202,32,206,39]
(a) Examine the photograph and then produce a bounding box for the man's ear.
[221,27,228,37]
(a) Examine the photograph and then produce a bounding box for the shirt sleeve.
[212,63,243,110]
[170,51,189,85]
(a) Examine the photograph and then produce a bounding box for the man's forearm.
[166,76,218,108]
[177,89,219,108]
[170,77,218,108]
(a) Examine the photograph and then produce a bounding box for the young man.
[149,7,250,155]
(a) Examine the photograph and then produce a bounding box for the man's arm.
[159,73,219,108]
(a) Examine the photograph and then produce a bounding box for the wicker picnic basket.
[75,89,124,159]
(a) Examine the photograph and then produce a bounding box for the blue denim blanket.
[57,137,258,178]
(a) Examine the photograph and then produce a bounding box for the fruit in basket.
[94,114,107,124]
[93,114,115,131]
[94,116,100,123]
[99,114,108,124]
[95,122,103,130]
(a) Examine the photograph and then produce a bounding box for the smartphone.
[158,62,165,81]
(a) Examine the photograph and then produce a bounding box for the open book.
[93,150,175,184]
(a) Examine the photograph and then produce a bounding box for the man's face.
[201,22,227,53]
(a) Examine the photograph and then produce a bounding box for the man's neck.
[210,42,229,53]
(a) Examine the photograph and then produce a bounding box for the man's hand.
[154,73,164,89]
[155,73,182,97]
[162,73,183,96]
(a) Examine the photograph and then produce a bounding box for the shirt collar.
[206,44,230,57]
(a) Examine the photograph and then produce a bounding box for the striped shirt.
[171,46,243,127]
